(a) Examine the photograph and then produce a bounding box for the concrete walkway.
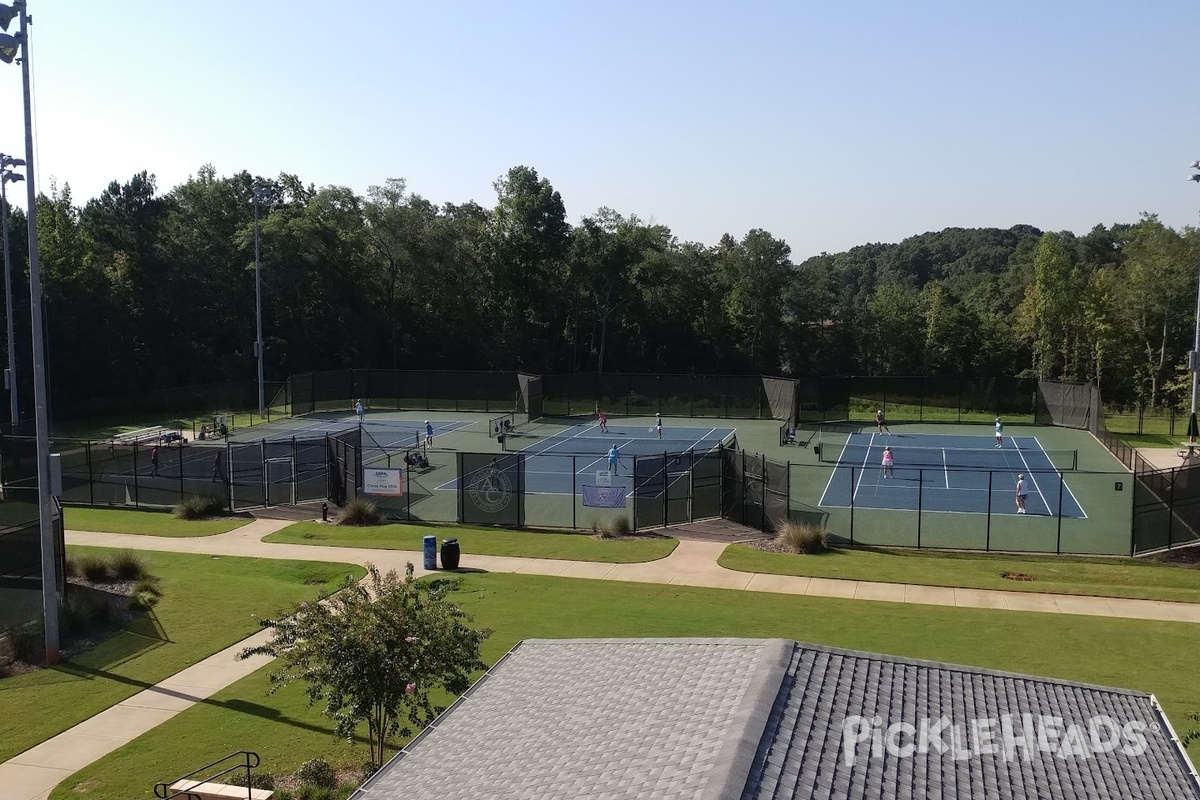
[5,519,1200,800]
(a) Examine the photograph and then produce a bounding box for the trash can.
[422,535,437,571]
[441,538,460,571]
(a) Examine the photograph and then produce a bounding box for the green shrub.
[591,520,612,539]
[607,516,633,537]
[295,758,337,789]
[174,494,224,520]
[295,786,333,800]
[778,521,830,554]
[335,782,358,800]
[78,555,111,583]
[128,576,164,611]
[335,498,383,526]
[273,791,293,800]
[5,623,41,663]
[228,770,276,790]
[63,554,79,578]
[110,549,148,581]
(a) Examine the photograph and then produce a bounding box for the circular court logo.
[469,463,512,514]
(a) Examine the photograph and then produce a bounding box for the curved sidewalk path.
[5,520,1200,800]
[62,521,1200,623]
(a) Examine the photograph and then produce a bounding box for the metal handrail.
[154,751,261,800]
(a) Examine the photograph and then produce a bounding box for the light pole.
[251,184,268,416]
[1,0,59,663]
[1187,161,1200,451]
[1,154,24,427]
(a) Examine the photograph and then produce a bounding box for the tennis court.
[818,432,1087,518]
[443,423,736,495]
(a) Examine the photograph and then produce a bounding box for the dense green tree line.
[2,164,1198,414]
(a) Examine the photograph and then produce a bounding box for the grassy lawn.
[719,544,1200,603]
[0,548,363,763]
[63,506,250,537]
[52,571,1200,800]
[265,521,678,563]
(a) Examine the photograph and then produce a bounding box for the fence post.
[849,467,855,546]
[178,440,185,504]
[571,455,577,530]
[86,441,94,506]
[760,453,767,533]
[228,441,234,513]
[916,468,923,548]
[1168,468,1175,549]
[133,442,140,509]
[985,470,992,551]
[1055,472,1064,553]
[261,439,268,507]
[663,452,669,528]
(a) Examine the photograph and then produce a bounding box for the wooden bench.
[168,780,272,800]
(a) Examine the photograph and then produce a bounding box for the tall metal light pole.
[1187,161,1200,450]
[0,0,59,662]
[1,155,24,426]
[251,185,268,416]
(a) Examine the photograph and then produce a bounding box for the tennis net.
[819,443,1078,471]
[489,412,516,438]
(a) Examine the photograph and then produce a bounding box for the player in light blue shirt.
[607,444,621,474]
[425,420,434,447]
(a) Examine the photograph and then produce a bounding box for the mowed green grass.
[718,544,1200,603]
[52,571,1200,800]
[0,548,363,763]
[64,507,249,537]
[265,521,678,563]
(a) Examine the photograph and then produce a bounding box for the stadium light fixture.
[1,0,60,663]
[0,163,22,427]
[251,184,269,416]
[0,32,17,64]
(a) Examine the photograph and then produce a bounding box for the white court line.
[818,431,854,505]
[1032,435,1088,519]
[942,448,949,489]
[1012,444,1051,513]
[852,432,876,501]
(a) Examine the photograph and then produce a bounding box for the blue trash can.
[422,535,437,570]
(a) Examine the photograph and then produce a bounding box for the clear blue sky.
[1,0,1198,260]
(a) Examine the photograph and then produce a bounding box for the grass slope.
[0,548,363,762]
[53,572,1200,800]
[63,507,249,537]
[266,521,677,563]
[719,544,1200,603]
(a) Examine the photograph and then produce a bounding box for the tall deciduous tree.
[240,564,489,767]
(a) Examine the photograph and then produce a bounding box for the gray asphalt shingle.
[354,638,1200,800]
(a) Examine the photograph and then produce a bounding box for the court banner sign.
[582,484,626,508]
[364,468,404,496]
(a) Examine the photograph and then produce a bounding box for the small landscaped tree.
[239,563,490,766]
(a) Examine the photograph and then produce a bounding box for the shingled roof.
[352,638,1200,800]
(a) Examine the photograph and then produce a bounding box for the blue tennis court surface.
[442,423,736,495]
[819,432,1087,518]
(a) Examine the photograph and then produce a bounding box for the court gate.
[721,451,790,534]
